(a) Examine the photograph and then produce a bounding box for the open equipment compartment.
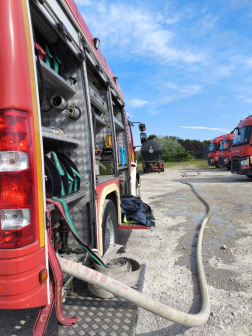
[31,0,96,251]
[112,95,131,195]
[86,61,117,182]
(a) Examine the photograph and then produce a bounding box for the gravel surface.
[119,167,252,336]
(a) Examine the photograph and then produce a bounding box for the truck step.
[119,223,153,230]
[59,266,145,336]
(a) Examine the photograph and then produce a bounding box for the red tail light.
[0,110,35,249]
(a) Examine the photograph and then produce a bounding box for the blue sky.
[76,0,252,144]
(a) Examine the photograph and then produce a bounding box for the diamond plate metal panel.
[38,58,76,95]
[41,62,93,248]
[59,265,145,336]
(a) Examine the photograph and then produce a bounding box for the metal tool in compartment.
[50,95,68,110]
[44,155,61,198]
[67,105,81,120]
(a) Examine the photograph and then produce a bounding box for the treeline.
[178,139,210,159]
[144,135,210,162]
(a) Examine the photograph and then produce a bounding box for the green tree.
[154,136,186,154]
[147,134,157,140]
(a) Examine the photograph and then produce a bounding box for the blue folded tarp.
[120,197,155,227]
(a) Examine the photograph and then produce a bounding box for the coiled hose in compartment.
[59,178,211,327]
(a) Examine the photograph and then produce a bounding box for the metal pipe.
[50,95,68,110]
[66,106,81,119]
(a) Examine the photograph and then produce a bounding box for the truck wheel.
[136,180,140,197]
[246,175,252,179]
[227,167,231,171]
[102,200,118,254]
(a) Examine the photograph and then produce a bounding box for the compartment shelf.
[42,130,80,145]
[36,57,76,95]
[114,117,124,131]
[97,175,116,185]
[95,114,106,126]
[47,191,86,211]
[118,165,128,170]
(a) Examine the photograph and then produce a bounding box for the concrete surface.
[119,167,252,336]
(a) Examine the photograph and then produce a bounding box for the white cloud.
[80,2,203,65]
[128,99,148,108]
[214,65,235,78]
[243,58,252,68]
[75,0,92,5]
[150,84,201,109]
[228,0,251,9]
[180,126,230,132]
[192,13,219,36]
[166,5,196,25]
[218,115,229,119]
[201,6,208,14]
[166,14,182,25]
[237,94,252,103]
[126,112,134,118]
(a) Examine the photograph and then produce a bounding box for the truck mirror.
[139,123,146,132]
[140,132,147,144]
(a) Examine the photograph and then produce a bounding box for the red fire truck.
[231,116,252,178]
[217,132,235,170]
[0,0,145,329]
[207,135,224,167]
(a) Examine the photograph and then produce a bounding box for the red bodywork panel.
[218,133,235,164]
[231,116,252,159]
[231,143,252,158]
[208,135,224,162]
[0,0,47,309]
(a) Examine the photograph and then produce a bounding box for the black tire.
[216,165,220,168]
[161,167,164,172]
[136,179,140,198]
[226,167,231,171]
[102,200,118,254]
[246,175,252,179]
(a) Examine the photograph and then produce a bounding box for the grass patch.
[138,159,210,170]
[164,159,209,169]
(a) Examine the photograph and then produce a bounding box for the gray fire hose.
[59,179,211,327]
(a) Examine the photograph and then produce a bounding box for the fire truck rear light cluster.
[0,171,32,207]
[0,110,35,249]
[0,151,29,172]
[1,209,30,230]
[0,115,28,151]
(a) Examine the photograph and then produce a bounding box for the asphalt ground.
[118,167,252,336]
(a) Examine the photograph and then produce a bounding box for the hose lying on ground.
[59,178,211,327]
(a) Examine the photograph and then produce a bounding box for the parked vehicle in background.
[231,116,252,178]
[207,135,224,167]
[141,140,164,173]
[218,132,235,170]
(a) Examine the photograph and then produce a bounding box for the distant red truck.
[218,133,235,170]
[208,135,224,167]
[231,116,252,178]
